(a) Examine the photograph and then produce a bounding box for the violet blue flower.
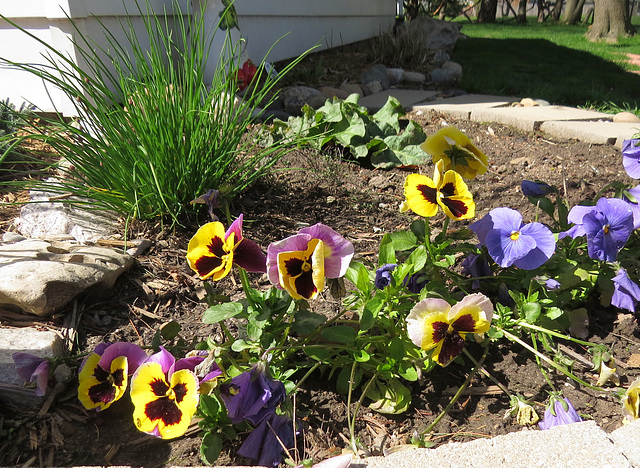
[559,204,596,240]
[611,268,640,313]
[461,252,493,289]
[622,138,640,179]
[538,397,582,430]
[237,412,296,467]
[12,353,50,396]
[374,263,397,289]
[469,207,556,270]
[622,185,640,229]
[534,276,561,291]
[220,366,286,425]
[521,180,554,197]
[405,272,428,293]
[582,198,633,262]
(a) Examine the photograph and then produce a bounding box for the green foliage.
[453,19,640,114]
[0,98,32,165]
[0,1,306,224]
[266,94,429,168]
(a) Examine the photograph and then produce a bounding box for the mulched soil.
[1,45,640,468]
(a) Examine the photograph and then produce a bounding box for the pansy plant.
[421,126,488,180]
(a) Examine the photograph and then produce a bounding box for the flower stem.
[421,345,488,436]
[462,348,511,397]
[237,267,258,312]
[517,321,593,347]
[497,326,603,391]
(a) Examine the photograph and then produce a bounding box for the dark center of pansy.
[144,397,183,426]
[88,380,117,404]
[439,197,469,218]
[150,378,170,397]
[417,184,437,204]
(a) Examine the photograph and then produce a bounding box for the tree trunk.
[518,0,528,22]
[586,0,636,41]
[551,0,564,20]
[403,0,420,21]
[478,0,498,22]
[537,0,546,21]
[563,0,584,23]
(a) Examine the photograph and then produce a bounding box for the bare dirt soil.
[1,42,640,468]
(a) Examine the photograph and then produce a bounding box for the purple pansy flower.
[374,263,397,289]
[611,268,640,313]
[237,412,297,467]
[622,185,640,229]
[461,252,493,289]
[622,138,640,179]
[12,353,51,396]
[521,180,554,197]
[538,397,582,430]
[582,198,633,262]
[220,366,286,425]
[469,207,556,270]
[405,272,428,293]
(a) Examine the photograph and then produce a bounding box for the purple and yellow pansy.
[78,342,148,411]
[406,293,493,367]
[266,223,354,300]
[186,214,267,281]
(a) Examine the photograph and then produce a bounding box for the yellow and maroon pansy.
[266,223,354,300]
[402,160,475,220]
[406,293,493,367]
[78,342,148,411]
[421,126,488,180]
[186,214,266,280]
[130,347,201,439]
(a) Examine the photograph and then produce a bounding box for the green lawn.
[452,18,640,113]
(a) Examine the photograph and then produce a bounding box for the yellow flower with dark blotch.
[406,293,493,367]
[421,126,488,180]
[622,377,640,422]
[402,160,475,220]
[276,237,325,300]
[77,342,148,411]
[186,214,266,281]
[131,361,200,439]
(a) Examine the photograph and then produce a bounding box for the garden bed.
[1,110,638,467]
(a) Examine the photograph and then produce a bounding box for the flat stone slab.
[358,421,631,468]
[359,89,438,112]
[0,238,133,316]
[412,93,516,119]
[471,105,612,132]
[610,419,640,467]
[540,120,640,148]
[0,327,61,392]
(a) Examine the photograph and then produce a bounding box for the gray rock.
[403,71,427,83]
[0,239,133,316]
[430,68,459,84]
[442,61,463,79]
[387,68,405,85]
[360,64,390,90]
[340,83,364,97]
[407,16,463,54]
[535,99,551,106]
[282,86,327,116]
[2,232,26,243]
[614,111,640,123]
[432,49,451,67]
[361,81,383,96]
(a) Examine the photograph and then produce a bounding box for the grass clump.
[0,2,304,225]
[453,19,640,113]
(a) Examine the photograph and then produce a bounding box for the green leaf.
[291,310,327,335]
[406,245,428,272]
[322,326,358,344]
[545,306,564,320]
[353,349,371,363]
[202,302,244,324]
[361,295,384,331]
[378,233,396,265]
[304,347,333,362]
[367,379,411,414]
[159,320,181,340]
[388,337,405,361]
[410,219,426,242]
[389,230,418,251]
[398,362,419,381]
[200,431,222,465]
[230,339,255,352]
[199,394,222,419]
[336,365,362,394]
[372,96,404,136]
[522,302,542,323]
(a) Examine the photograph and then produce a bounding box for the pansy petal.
[146,347,176,375]
[233,238,267,273]
[404,173,439,218]
[266,233,314,288]
[277,239,324,300]
[225,214,244,244]
[32,361,50,397]
[485,207,523,232]
[406,298,451,349]
[433,330,466,367]
[514,222,556,270]
[437,170,475,220]
[623,139,640,179]
[449,293,494,325]
[486,229,537,268]
[623,185,640,229]
[299,224,354,278]
[186,222,231,280]
[99,342,148,375]
[12,353,47,383]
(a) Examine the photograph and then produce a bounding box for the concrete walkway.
[359,91,640,149]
